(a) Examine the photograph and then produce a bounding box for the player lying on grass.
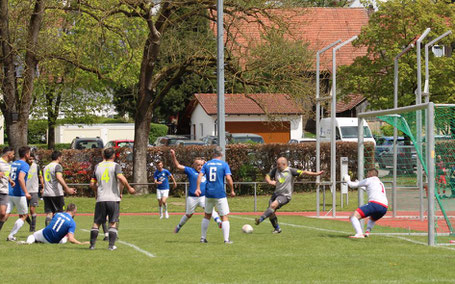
[170,149,222,233]
[343,168,388,239]
[25,203,88,245]
[255,157,323,233]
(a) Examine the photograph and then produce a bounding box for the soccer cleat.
[103,236,108,241]
[165,212,169,219]
[6,236,16,241]
[255,218,260,225]
[349,234,365,239]
[364,231,370,238]
[108,245,117,251]
[174,225,181,233]
[224,240,233,244]
[272,228,282,234]
[200,238,208,243]
[217,222,222,229]
[160,214,164,219]
[89,245,95,250]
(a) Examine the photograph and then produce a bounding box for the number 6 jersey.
[43,162,64,197]
[91,161,123,202]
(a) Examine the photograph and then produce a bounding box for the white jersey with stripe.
[347,176,388,207]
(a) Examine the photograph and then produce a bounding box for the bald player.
[255,157,323,233]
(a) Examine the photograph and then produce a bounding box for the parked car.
[70,137,104,150]
[154,135,189,146]
[288,138,316,144]
[200,135,219,145]
[320,117,376,145]
[227,133,264,144]
[104,139,134,149]
[375,136,405,160]
[377,144,417,174]
[175,140,207,146]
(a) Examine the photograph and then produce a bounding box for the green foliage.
[149,123,169,144]
[28,120,48,144]
[338,0,455,110]
[380,124,405,136]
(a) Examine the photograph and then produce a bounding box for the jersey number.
[209,167,217,182]
[10,167,17,181]
[44,168,51,182]
[52,217,65,232]
[101,169,110,183]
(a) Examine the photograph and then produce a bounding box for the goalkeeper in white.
[343,168,388,238]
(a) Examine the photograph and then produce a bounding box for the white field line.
[230,215,455,251]
[80,229,155,258]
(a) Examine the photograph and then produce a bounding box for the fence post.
[254,182,257,212]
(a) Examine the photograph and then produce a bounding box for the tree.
[0,0,45,149]
[338,0,455,110]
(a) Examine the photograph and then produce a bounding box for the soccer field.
[1,214,454,283]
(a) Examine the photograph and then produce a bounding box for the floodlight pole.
[416,28,431,221]
[331,36,357,218]
[424,30,452,103]
[392,43,415,218]
[216,0,226,159]
[316,39,341,217]
[427,102,436,246]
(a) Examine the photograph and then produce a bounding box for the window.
[339,126,373,139]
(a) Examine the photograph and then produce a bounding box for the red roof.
[217,7,369,70]
[336,94,366,113]
[193,93,303,115]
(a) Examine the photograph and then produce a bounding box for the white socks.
[9,218,25,238]
[350,216,363,235]
[201,218,210,239]
[179,215,189,227]
[366,219,376,232]
[222,221,230,242]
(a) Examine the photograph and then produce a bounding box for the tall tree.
[338,0,455,110]
[0,0,45,149]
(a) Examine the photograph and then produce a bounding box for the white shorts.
[186,196,206,215]
[204,197,229,216]
[31,229,49,244]
[6,196,28,215]
[29,229,67,244]
[157,189,169,199]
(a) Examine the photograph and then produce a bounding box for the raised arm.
[170,149,185,171]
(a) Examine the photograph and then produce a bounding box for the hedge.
[33,142,374,196]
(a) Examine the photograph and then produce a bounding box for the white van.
[319,117,376,145]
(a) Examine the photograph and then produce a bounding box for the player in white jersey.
[343,168,388,238]
[0,147,15,235]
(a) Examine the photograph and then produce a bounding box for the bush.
[149,123,168,144]
[28,120,48,144]
[34,142,374,196]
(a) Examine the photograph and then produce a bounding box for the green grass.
[57,192,360,214]
[1,214,454,283]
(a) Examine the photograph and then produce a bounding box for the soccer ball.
[242,224,253,234]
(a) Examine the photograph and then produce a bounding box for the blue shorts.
[356,202,388,221]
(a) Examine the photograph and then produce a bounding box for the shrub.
[149,123,168,144]
[34,142,374,196]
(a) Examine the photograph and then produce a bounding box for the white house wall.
[55,123,135,144]
[190,103,303,141]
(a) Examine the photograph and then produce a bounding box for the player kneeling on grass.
[26,203,88,245]
[255,157,323,233]
[343,168,388,239]
[170,150,222,233]
[89,148,136,250]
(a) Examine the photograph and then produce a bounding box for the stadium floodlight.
[216,0,226,159]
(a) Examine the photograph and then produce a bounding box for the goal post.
[358,102,438,246]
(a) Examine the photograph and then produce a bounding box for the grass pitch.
[1,212,454,283]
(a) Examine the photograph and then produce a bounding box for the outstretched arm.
[300,170,324,177]
[67,233,89,245]
[170,149,185,171]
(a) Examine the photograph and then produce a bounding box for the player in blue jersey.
[170,149,222,233]
[196,147,235,244]
[154,161,177,219]
[26,203,88,245]
[5,146,32,241]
